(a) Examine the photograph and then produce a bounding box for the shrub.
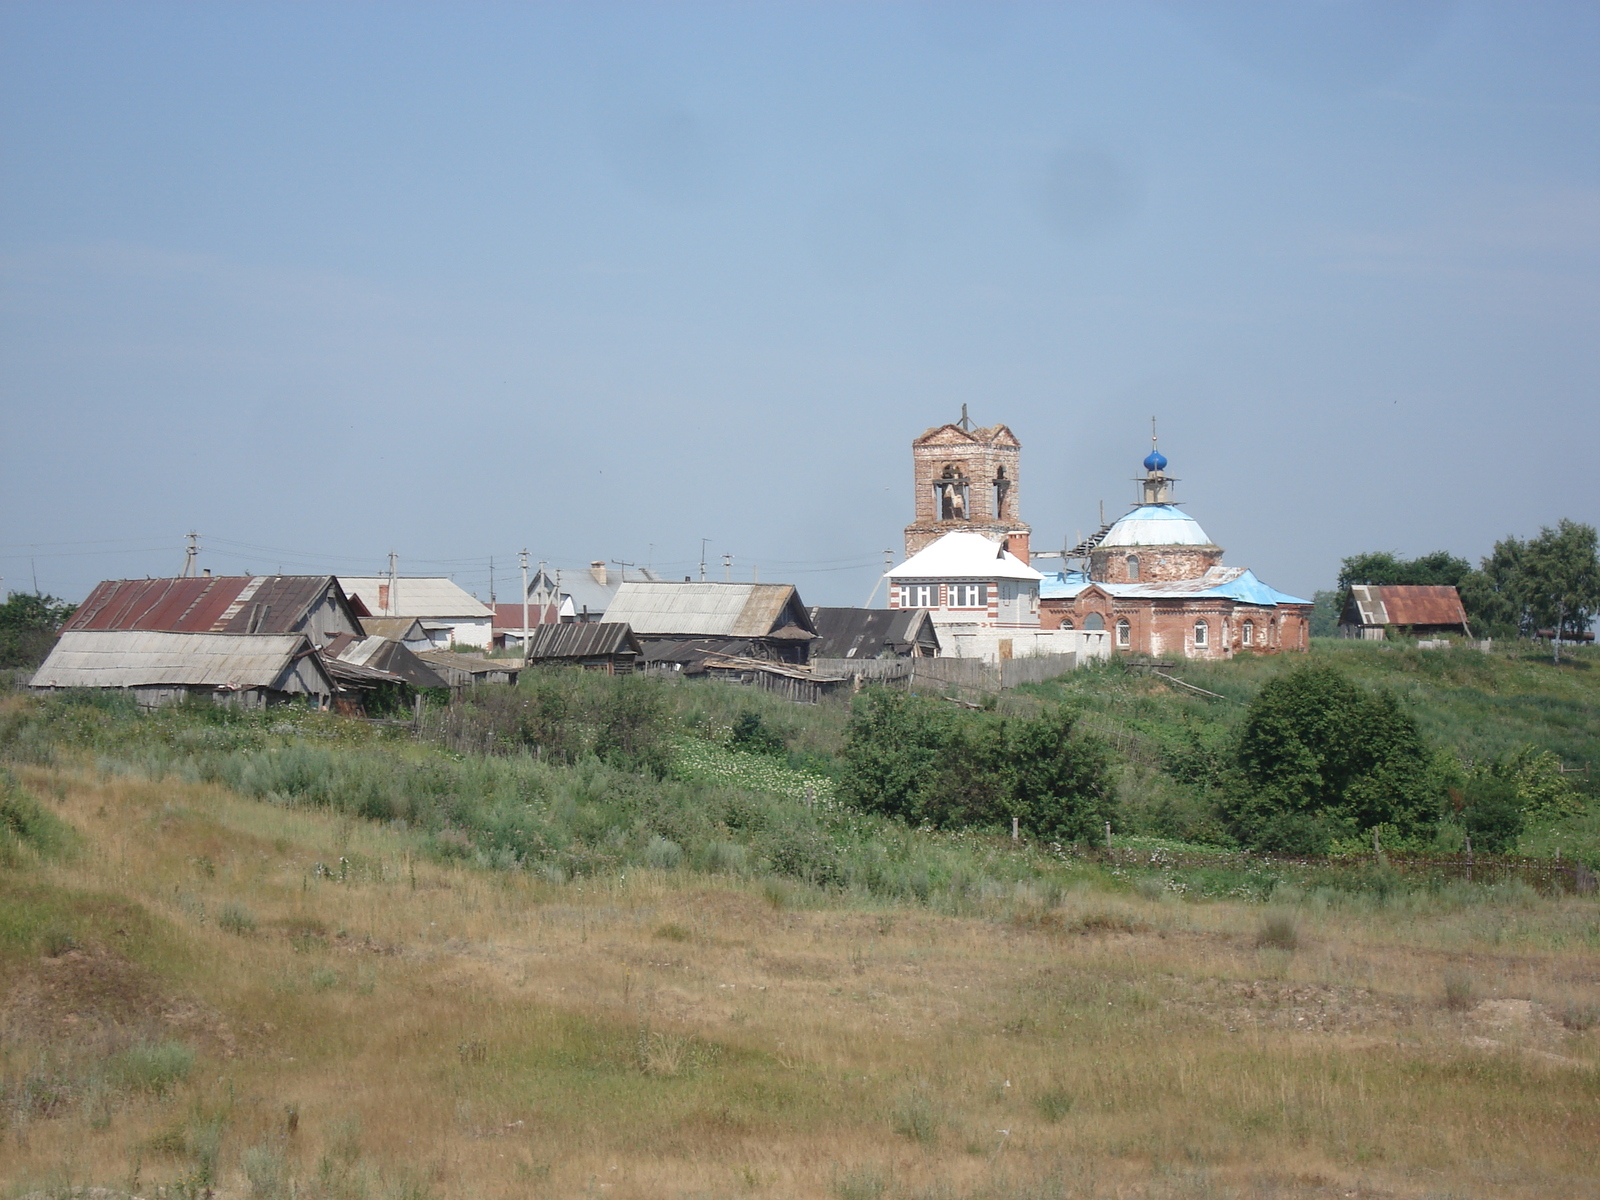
[219,901,257,935]
[1225,663,1439,850]
[1443,970,1475,1012]
[0,768,77,865]
[1256,911,1300,952]
[1032,1086,1075,1122]
[730,711,787,756]
[891,1088,941,1144]
[112,1040,195,1094]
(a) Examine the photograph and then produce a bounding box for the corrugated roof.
[1040,567,1309,606]
[1096,504,1216,549]
[887,532,1041,582]
[327,636,449,689]
[525,622,641,660]
[64,576,354,637]
[416,649,521,678]
[605,582,813,637]
[31,631,325,690]
[1346,585,1468,627]
[338,577,493,619]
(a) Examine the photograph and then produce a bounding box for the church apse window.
[1083,613,1104,631]
[1116,619,1130,647]
[936,465,971,521]
[1193,620,1209,648]
[1125,554,1139,582]
[1241,620,1253,646]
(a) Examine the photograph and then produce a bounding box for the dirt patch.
[1161,976,1410,1034]
[3,944,235,1056]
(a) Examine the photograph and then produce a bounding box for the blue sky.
[2,1,1596,605]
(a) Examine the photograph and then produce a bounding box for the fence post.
[1105,821,1112,851]
[1012,817,1019,841]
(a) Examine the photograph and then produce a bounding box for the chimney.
[1007,531,1030,566]
[589,561,607,586]
[202,569,211,578]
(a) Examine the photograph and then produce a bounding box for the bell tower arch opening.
[903,413,1030,560]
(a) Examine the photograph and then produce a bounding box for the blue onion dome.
[1143,450,1168,472]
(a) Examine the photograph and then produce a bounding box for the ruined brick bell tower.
[903,407,1031,561]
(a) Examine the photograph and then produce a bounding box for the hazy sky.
[2,1,1596,606]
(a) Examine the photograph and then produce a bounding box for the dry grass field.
[5,760,1600,1200]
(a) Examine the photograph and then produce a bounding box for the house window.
[1242,620,1254,646]
[958,583,981,607]
[1116,619,1131,647]
[914,584,933,608]
[1193,619,1209,647]
[1126,554,1140,582]
[1084,613,1104,631]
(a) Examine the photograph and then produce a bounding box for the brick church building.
[1037,443,1312,660]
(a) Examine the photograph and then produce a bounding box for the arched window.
[1116,618,1131,647]
[1125,554,1139,582]
[1193,619,1209,647]
[1241,620,1254,646]
[1060,618,1074,630]
[1084,613,1105,631]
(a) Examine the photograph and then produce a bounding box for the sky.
[1,0,1596,607]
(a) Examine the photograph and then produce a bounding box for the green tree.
[1521,519,1600,663]
[1337,550,1470,592]
[0,592,76,670]
[838,689,953,821]
[1309,590,1341,638]
[1225,663,1439,852]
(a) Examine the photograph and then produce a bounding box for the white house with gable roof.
[887,531,1107,664]
[338,577,495,649]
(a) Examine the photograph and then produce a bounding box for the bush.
[112,1040,195,1094]
[0,768,76,865]
[1225,663,1439,850]
[840,690,1115,839]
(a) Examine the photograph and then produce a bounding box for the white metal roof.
[1097,504,1215,549]
[338,577,493,619]
[605,582,804,637]
[31,631,319,690]
[888,532,1042,582]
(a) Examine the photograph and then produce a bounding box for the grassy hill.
[2,643,1598,1199]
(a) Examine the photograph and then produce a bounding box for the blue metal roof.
[1039,567,1309,607]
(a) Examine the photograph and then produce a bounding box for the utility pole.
[181,531,199,578]
[489,555,496,605]
[699,539,709,582]
[722,553,732,583]
[519,549,530,664]
[387,551,398,616]
[537,560,547,626]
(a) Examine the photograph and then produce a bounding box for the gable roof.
[605,582,815,638]
[31,630,331,692]
[338,577,492,620]
[357,616,430,642]
[1344,585,1468,628]
[888,532,1042,582]
[493,603,561,632]
[64,576,359,637]
[913,422,1020,448]
[807,607,941,659]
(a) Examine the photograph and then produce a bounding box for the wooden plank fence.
[812,654,1077,695]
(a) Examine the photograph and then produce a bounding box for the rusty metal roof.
[1346,586,1468,628]
[64,576,353,636]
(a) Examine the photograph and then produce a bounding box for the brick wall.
[1090,544,1223,584]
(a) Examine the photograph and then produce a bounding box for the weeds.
[1255,911,1300,952]
[1444,970,1476,1012]
[218,901,257,935]
[110,1041,195,1095]
[891,1088,941,1145]
[831,1164,889,1200]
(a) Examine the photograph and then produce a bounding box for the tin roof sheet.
[1096,505,1215,549]
[1040,567,1309,606]
[1347,585,1467,627]
[64,576,352,636]
[31,631,321,690]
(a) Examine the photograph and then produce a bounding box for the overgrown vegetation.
[0,591,76,670]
